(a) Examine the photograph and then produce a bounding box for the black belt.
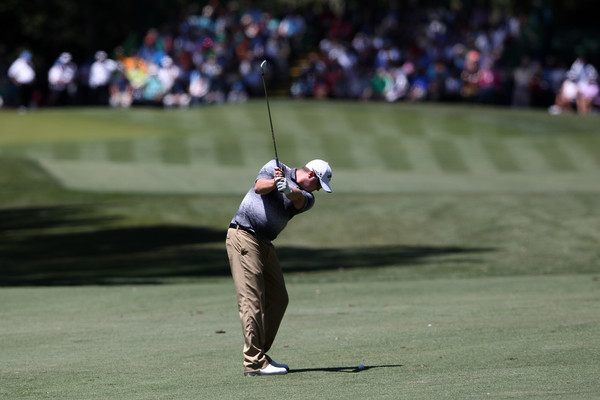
[229,223,256,237]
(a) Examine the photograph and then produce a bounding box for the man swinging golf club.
[226,158,332,376]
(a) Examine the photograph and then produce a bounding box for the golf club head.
[260,60,267,75]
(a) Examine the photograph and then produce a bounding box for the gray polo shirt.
[231,160,315,243]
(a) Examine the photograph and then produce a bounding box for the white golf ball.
[358,364,365,370]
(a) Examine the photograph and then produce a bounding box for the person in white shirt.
[8,50,36,110]
[157,56,180,94]
[48,52,78,106]
[549,56,599,115]
[89,51,118,105]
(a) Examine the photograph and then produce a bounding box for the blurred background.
[1,0,598,112]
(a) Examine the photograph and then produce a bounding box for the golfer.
[226,159,332,376]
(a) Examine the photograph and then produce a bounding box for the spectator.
[461,50,481,102]
[157,56,180,96]
[138,29,167,65]
[408,68,429,102]
[141,63,164,105]
[549,57,599,115]
[188,66,211,104]
[576,67,598,115]
[48,52,78,106]
[7,50,36,111]
[427,58,449,101]
[477,59,501,104]
[123,56,148,104]
[369,68,393,100]
[198,54,226,105]
[511,55,537,107]
[569,57,599,115]
[548,71,578,114]
[278,7,306,52]
[89,50,118,105]
[109,64,133,108]
[239,52,263,97]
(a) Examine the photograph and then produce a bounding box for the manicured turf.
[1,276,598,399]
[0,101,599,399]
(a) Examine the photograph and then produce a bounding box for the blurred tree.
[0,0,597,72]
[0,0,189,62]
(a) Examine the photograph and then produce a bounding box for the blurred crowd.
[289,3,599,115]
[2,1,599,115]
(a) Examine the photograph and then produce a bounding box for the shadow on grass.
[0,205,496,286]
[289,364,403,374]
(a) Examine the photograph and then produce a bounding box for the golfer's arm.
[285,188,305,210]
[254,179,305,209]
[254,178,278,194]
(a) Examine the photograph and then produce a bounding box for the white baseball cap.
[306,159,332,193]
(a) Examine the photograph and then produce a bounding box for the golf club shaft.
[260,60,279,168]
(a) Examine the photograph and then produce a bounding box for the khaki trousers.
[226,227,289,372]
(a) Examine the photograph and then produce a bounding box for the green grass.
[0,101,599,399]
[1,276,598,399]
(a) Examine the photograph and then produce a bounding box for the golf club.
[260,60,279,168]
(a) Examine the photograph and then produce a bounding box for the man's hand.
[276,177,292,195]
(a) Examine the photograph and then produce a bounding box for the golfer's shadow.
[289,364,403,374]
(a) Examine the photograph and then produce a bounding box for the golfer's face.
[306,171,321,192]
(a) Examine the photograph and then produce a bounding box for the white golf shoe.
[266,355,289,371]
[244,364,288,376]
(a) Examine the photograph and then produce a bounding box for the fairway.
[1,101,599,399]
[1,276,598,399]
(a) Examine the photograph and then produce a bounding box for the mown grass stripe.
[557,139,600,172]
[304,101,346,136]
[481,140,521,172]
[506,139,548,172]
[343,105,379,135]
[25,144,54,160]
[374,136,411,171]
[36,159,600,194]
[574,136,600,167]
[431,139,469,173]
[187,133,217,165]
[215,133,244,166]
[291,103,356,168]
[238,101,271,135]
[52,142,80,161]
[282,113,325,165]
[453,138,497,173]
[420,109,470,139]
[320,132,356,169]
[106,140,134,163]
[273,130,300,167]
[347,134,387,170]
[240,130,275,167]
[325,106,389,170]
[161,137,190,165]
[404,113,428,136]
[79,142,109,162]
[440,112,474,138]
[132,137,163,164]
[402,137,441,173]
[370,106,413,137]
[533,139,577,172]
